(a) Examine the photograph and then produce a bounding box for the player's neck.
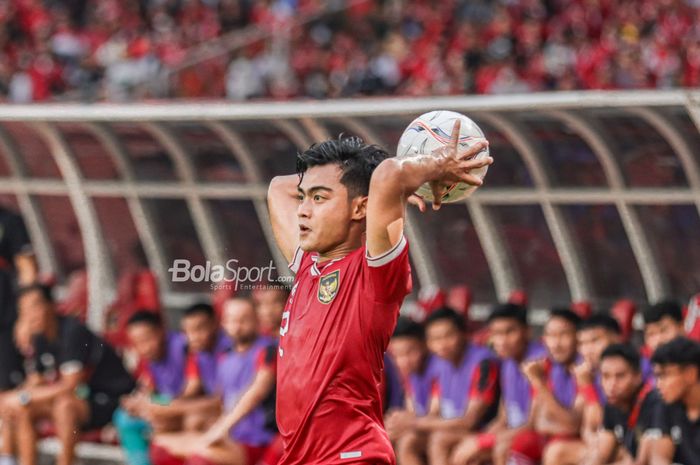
[683,382,700,420]
[317,237,363,263]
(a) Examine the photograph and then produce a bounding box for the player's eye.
[313,195,324,201]
[296,194,304,201]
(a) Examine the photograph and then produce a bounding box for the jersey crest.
[318,270,340,304]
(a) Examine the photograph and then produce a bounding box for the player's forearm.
[268,175,300,262]
[220,381,273,430]
[15,254,38,286]
[166,395,221,415]
[23,381,74,404]
[372,156,446,199]
[413,414,472,433]
[535,386,580,428]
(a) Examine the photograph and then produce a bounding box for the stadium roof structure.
[0,90,698,329]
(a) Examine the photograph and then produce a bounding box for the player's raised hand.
[428,119,492,210]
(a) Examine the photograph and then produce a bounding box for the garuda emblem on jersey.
[318,270,340,304]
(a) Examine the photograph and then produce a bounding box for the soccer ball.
[396,110,489,203]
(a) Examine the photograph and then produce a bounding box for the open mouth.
[300,225,311,235]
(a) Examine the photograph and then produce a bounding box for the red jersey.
[277,236,412,465]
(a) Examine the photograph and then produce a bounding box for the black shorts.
[83,392,121,431]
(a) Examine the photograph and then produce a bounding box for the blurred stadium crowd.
[0,204,699,465]
[2,0,700,101]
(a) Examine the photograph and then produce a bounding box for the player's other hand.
[572,360,594,386]
[521,359,546,388]
[429,119,492,210]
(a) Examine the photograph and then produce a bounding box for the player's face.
[254,288,286,334]
[644,317,684,352]
[222,299,258,345]
[489,318,528,360]
[297,164,365,254]
[654,364,698,404]
[181,313,217,353]
[426,320,464,362]
[17,290,52,336]
[578,328,618,368]
[600,357,641,407]
[127,323,164,361]
[389,336,426,378]
[543,318,577,364]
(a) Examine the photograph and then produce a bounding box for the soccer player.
[386,317,438,465]
[642,301,685,354]
[0,283,135,465]
[452,303,546,465]
[153,296,277,465]
[267,125,491,464]
[508,308,581,465]
[589,344,661,465]
[387,307,499,465]
[648,337,700,465]
[0,205,38,392]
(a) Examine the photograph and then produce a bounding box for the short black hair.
[392,316,425,340]
[183,302,215,319]
[578,313,621,334]
[17,282,54,303]
[425,306,466,332]
[487,303,528,326]
[643,300,683,325]
[651,337,700,372]
[126,310,163,328]
[296,136,389,197]
[600,343,641,372]
[548,307,582,328]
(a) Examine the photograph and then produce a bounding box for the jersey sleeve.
[6,212,33,257]
[58,322,92,374]
[602,404,616,432]
[364,235,413,304]
[288,246,305,274]
[468,359,500,405]
[647,398,673,439]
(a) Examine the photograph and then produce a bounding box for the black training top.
[29,316,135,398]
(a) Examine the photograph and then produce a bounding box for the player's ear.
[351,195,368,221]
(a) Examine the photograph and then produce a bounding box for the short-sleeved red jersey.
[276,236,412,465]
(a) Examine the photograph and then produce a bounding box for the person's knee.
[542,441,570,465]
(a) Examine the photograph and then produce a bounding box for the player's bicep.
[366,159,408,258]
[268,175,301,263]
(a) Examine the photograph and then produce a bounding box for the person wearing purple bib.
[386,317,439,465]
[452,303,546,465]
[386,307,499,465]
[154,297,277,465]
[507,308,582,465]
[114,311,193,465]
[145,304,233,434]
